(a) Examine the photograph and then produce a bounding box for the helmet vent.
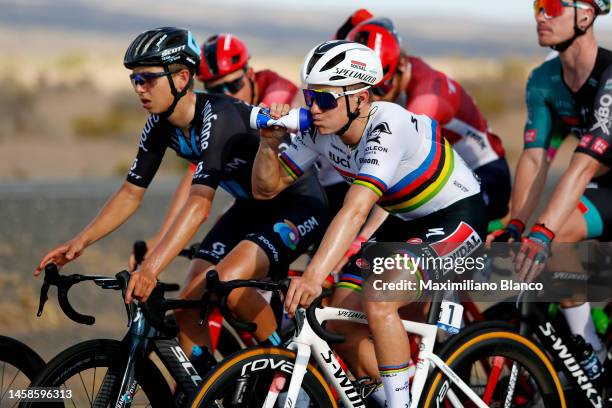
[321,51,346,72]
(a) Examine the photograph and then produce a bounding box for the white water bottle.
[250,107,312,133]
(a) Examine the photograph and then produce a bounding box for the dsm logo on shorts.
[273,220,300,250]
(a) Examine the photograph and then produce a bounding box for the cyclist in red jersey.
[199,33,299,106]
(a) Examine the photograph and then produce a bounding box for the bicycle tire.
[420,328,566,408]
[189,346,337,408]
[20,339,173,408]
[0,335,46,408]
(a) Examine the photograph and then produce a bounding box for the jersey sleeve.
[126,114,167,188]
[278,131,319,180]
[192,99,254,188]
[405,77,456,125]
[523,70,553,149]
[354,115,414,197]
[258,71,299,106]
[574,66,612,167]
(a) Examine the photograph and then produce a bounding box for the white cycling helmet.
[301,40,383,87]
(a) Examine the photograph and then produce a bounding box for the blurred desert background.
[1,0,612,363]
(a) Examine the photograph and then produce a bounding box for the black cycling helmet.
[124,27,200,74]
[124,27,200,117]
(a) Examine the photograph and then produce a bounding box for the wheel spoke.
[77,371,93,406]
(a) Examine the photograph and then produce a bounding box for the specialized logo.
[367,122,391,144]
[538,322,602,407]
[425,228,445,239]
[139,115,160,152]
[200,100,218,151]
[524,129,537,143]
[406,237,423,244]
[430,222,482,261]
[321,350,365,407]
[333,67,377,85]
[273,220,300,250]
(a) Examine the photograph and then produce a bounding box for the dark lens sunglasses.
[205,75,246,94]
[129,71,174,87]
[302,86,370,111]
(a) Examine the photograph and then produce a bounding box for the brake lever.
[116,271,134,327]
[37,281,50,317]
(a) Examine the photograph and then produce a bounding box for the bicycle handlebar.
[203,271,345,343]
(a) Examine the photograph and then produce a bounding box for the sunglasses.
[302,86,370,111]
[205,75,246,95]
[533,0,592,18]
[129,71,176,87]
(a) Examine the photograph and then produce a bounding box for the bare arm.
[306,185,380,284]
[360,205,389,240]
[536,153,601,232]
[149,166,195,247]
[510,148,549,223]
[36,181,145,274]
[141,184,214,279]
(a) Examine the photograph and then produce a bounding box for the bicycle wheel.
[21,339,173,408]
[189,347,337,408]
[421,328,566,408]
[0,335,45,407]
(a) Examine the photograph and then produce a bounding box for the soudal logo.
[430,222,482,265]
[350,60,366,71]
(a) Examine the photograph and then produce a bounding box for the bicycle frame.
[266,306,489,408]
[103,303,204,408]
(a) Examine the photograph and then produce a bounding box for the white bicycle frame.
[263,306,490,408]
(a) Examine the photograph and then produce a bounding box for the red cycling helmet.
[347,18,401,86]
[198,33,249,82]
[334,8,374,40]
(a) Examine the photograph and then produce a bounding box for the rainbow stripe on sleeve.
[354,173,387,196]
[278,153,303,180]
[378,121,454,213]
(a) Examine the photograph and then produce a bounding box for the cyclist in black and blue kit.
[488,0,611,364]
[36,27,329,358]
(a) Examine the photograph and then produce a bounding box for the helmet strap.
[336,86,361,136]
[248,75,257,105]
[551,5,592,52]
[160,65,193,119]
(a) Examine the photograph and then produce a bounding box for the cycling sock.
[561,302,604,357]
[379,362,411,407]
[370,383,387,406]
[260,331,282,347]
